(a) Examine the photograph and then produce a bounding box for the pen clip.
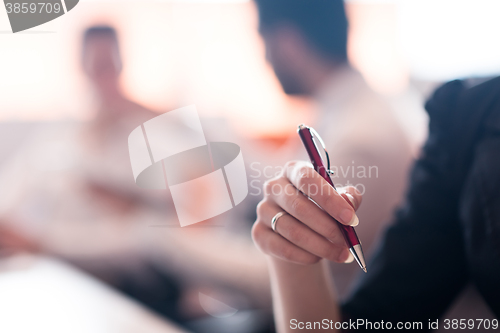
[308,126,334,177]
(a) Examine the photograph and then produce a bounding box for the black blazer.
[342,77,500,330]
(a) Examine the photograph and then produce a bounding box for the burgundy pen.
[297,124,367,273]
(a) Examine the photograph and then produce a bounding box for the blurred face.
[260,28,309,96]
[82,36,122,93]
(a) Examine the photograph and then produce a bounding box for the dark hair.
[254,0,348,62]
[83,25,118,44]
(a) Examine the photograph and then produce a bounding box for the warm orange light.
[0,1,412,136]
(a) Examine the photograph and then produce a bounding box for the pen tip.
[362,267,367,273]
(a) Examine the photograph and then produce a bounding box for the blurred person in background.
[253,0,413,299]
[0,24,186,321]
[82,26,156,142]
[0,24,274,332]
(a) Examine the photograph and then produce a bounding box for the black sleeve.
[341,78,500,330]
[458,86,500,316]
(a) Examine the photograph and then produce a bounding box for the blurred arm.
[268,258,340,333]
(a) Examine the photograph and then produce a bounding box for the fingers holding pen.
[253,200,351,264]
[252,160,363,265]
[263,176,346,247]
[284,161,360,226]
[252,217,321,265]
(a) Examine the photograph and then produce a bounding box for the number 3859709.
[5,2,62,14]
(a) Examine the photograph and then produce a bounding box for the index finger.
[285,161,359,226]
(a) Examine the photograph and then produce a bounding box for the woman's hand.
[252,160,362,265]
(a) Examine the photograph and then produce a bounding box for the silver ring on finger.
[271,211,288,233]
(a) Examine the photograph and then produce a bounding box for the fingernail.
[340,209,359,226]
[344,193,356,209]
[339,248,351,262]
[344,251,354,263]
